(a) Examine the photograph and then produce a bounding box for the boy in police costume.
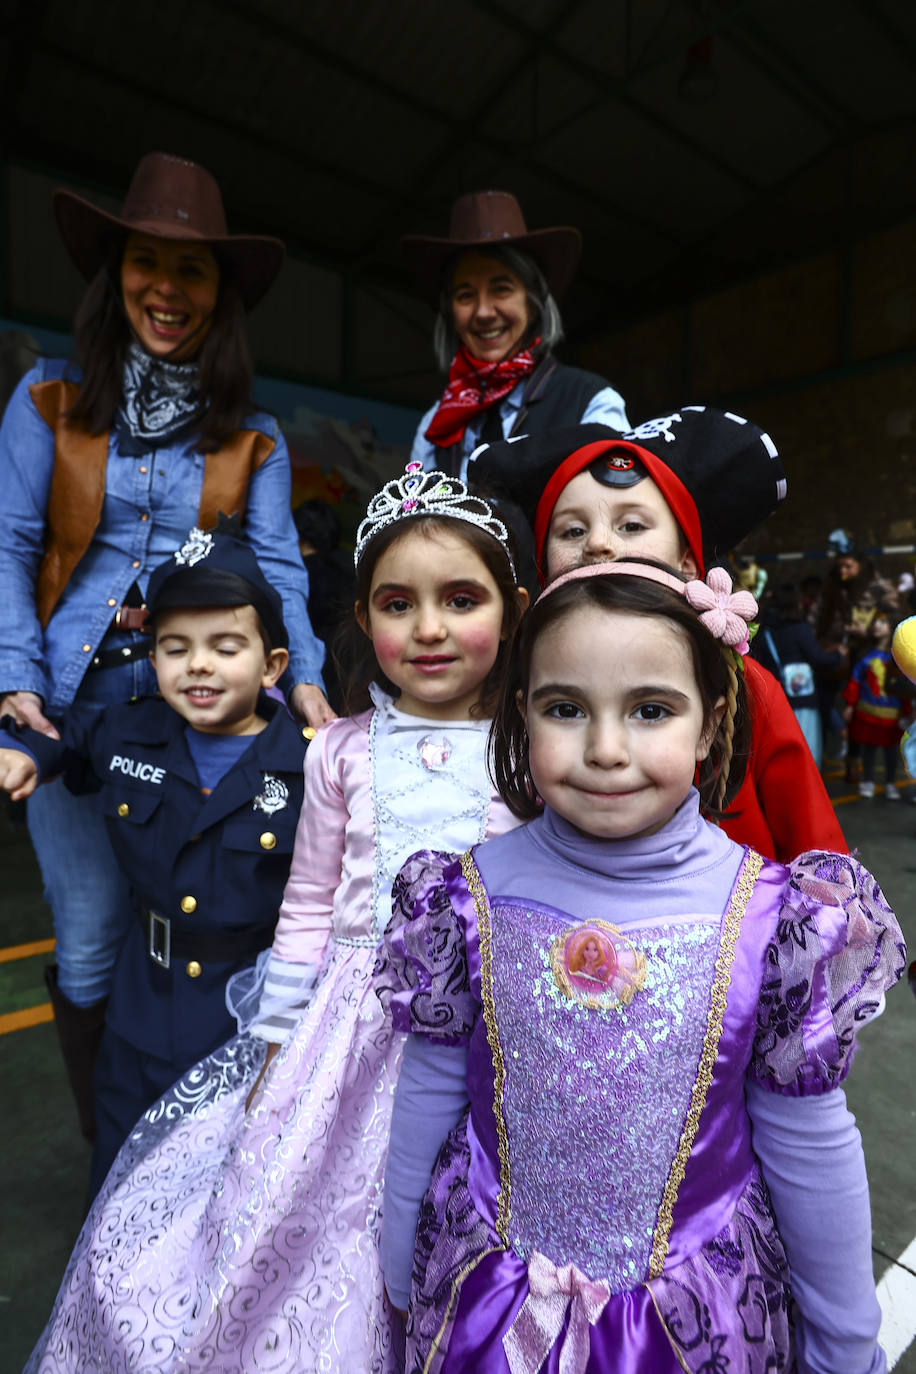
[0,518,311,1198]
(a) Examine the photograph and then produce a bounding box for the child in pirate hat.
[0,516,311,1198]
[467,407,847,861]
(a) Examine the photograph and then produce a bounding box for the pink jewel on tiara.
[353,462,516,577]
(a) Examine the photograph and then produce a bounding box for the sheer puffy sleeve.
[749,850,905,1095]
[377,849,480,1045]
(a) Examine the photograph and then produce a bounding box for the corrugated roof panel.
[536,98,750,238]
[628,37,836,189]
[750,0,916,124]
[249,0,529,119]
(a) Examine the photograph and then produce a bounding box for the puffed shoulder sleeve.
[749,849,906,1095]
[377,848,480,1045]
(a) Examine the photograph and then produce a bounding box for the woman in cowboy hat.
[0,151,333,1142]
[403,189,629,479]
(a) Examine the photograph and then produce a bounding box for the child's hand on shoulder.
[0,748,39,801]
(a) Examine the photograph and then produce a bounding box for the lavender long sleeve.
[746,1082,885,1374]
[381,1036,469,1309]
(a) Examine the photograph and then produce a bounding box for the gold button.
[139,466,148,475]
[82,643,91,652]
[259,831,277,850]
[132,560,141,569]
[302,726,316,740]
[190,833,201,842]
[140,512,149,522]
[186,960,202,979]
[180,895,197,914]
[108,597,117,607]
[117,802,129,818]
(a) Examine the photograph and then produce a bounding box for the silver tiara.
[353,461,516,576]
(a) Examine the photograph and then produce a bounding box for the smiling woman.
[0,151,331,1143]
[403,190,630,479]
[120,233,221,359]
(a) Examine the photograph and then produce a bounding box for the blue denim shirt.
[0,359,325,712]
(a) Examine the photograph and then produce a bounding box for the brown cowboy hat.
[53,151,285,310]
[402,190,582,306]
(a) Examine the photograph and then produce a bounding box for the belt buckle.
[148,911,171,969]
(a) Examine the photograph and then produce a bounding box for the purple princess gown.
[379,795,904,1374]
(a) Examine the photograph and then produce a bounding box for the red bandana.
[424,342,540,449]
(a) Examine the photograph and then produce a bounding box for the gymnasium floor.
[2,765,915,1373]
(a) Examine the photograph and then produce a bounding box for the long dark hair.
[490,567,751,822]
[333,514,523,719]
[66,234,254,452]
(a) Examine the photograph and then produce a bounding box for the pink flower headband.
[540,561,758,656]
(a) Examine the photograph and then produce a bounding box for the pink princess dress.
[26,687,515,1374]
[379,794,904,1374]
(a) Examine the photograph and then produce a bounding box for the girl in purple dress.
[380,560,904,1374]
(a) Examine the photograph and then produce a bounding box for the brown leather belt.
[115,605,149,632]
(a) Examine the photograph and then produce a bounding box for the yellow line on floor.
[832,788,911,807]
[0,1002,53,1034]
[0,937,56,964]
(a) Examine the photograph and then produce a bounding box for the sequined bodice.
[485,895,726,1291]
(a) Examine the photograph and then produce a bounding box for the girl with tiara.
[25,466,527,1374]
[380,561,904,1374]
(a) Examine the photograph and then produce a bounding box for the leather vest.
[29,379,276,627]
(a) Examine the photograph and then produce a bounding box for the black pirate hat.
[466,407,786,576]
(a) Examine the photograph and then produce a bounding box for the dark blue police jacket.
[3,696,308,1067]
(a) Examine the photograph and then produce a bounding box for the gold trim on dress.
[646,1283,695,1372]
[460,849,512,1246]
[422,1247,501,1374]
[647,848,763,1280]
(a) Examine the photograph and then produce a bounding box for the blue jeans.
[26,644,155,1007]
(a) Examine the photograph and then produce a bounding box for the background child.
[0,520,306,1198]
[755,579,847,769]
[843,608,911,799]
[467,409,848,860]
[25,467,527,1374]
[380,560,903,1374]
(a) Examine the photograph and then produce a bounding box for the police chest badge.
[253,773,288,816]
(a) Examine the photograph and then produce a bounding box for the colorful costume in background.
[843,649,908,748]
[380,795,903,1373]
[25,688,515,1374]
